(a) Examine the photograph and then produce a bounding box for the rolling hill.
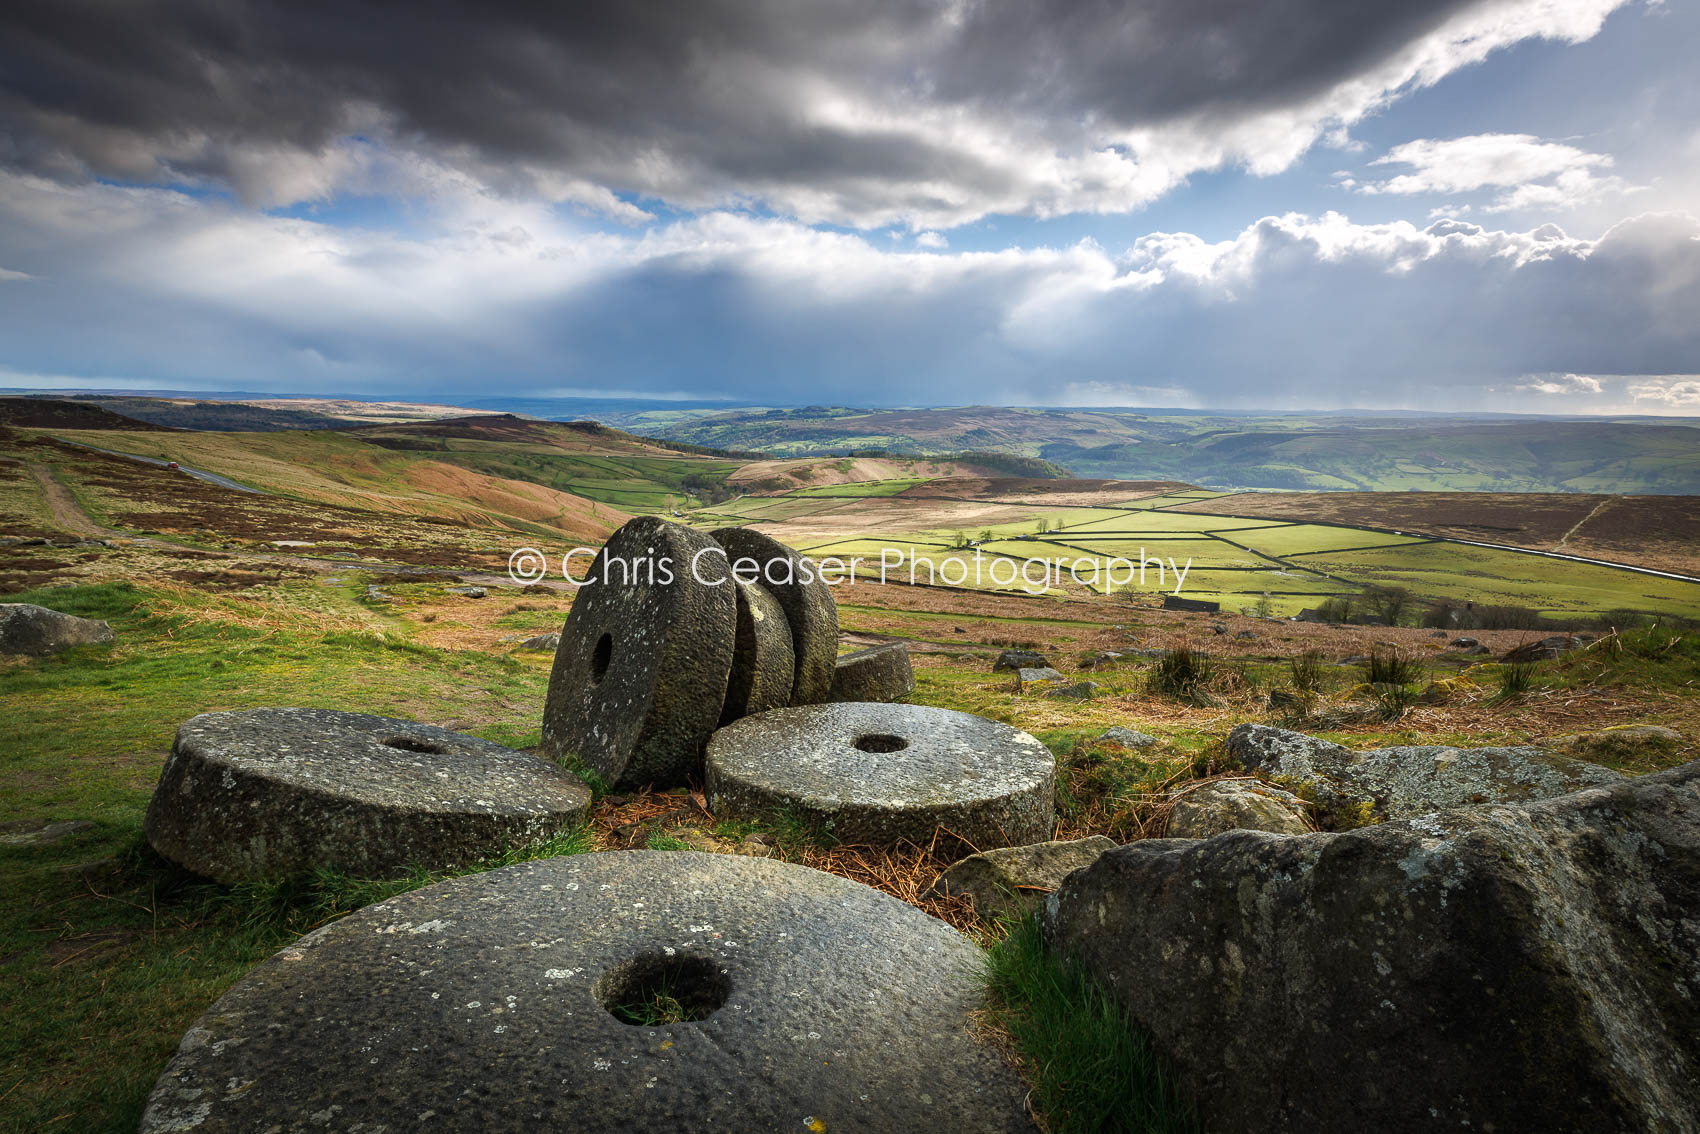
[638,406,1700,494]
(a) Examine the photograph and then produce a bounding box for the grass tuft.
[1360,650,1424,687]
[984,917,1199,1134]
[1146,647,1216,707]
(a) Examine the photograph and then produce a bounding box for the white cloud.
[1,174,1697,410]
[0,266,31,280]
[915,231,948,249]
[1359,134,1640,214]
[1627,377,1700,406]
[1514,373,1604,395]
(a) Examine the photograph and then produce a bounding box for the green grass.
[0,580,578,1131]
[984,917,1200,1134]
[784,478,925,497]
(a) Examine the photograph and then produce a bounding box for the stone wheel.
[710,526,838,704]
[720,579,794,723]
[706,703,1055,848]
[144,708,591,884]
[141,852,1033,1133]
[542,517,736,789]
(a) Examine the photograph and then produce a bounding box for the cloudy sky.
[2,0,1698,413]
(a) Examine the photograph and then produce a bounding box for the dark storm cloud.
[0,0,1615,223]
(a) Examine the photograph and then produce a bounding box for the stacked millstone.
[539,516,1049,846]
[140,852,1034,1133]
[144,709,592,884]
[539,517,858,791]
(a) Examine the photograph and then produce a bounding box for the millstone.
[542,517,736,789]
[720,579,794,723]
[144,709,591,885]
[140,852,1033,1133]
[828,642,915,703]
[710,526,837,704]
[706,703,1055,847]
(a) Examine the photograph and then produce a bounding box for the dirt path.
[28,463,114,538]
[1554,495,1615,553]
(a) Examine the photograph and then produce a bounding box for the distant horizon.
[4,387,1699,425]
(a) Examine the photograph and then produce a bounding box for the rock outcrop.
[925,836,1116,919]
[1046,760,1700,1134]
[828,642,915,703]
[1228,723,1623,821]
[0,603,115,656]
[1164,779,1310,838]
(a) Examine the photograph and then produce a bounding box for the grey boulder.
[925,836,1116,919]
[992,649,1048,672]
[827,642,915,703]
[1015,666,1066,691]
[1164,779,1310,838]
[1045,759,1700,1134]
[1095,727,1157,749]
[0,603,114,656]
[1228,723,1623,822]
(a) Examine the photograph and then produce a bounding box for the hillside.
[643,406,1700,494]
[77,397,354,431]
[35,427,627,541]
[0,397,178,432]
[351,415,748,510]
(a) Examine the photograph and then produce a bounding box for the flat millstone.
[828,642,915,702]
[706,703,1055,847]
[140,852,1033,1134]
[711,526,838,704]
[542,517,736,789]
[720,579,794,723]
[144,709,591,885]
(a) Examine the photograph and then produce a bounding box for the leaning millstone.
[1096,726,1157,749]
[1228,722,1623,821]
[706,703,1055,848]
[719,579,795,723]
[140,852,1032,1133]
[144,709,591,885]
[1015,666,1067,691]
[1165,779,1310,839]
[0,603,115,656]
[711,526,838,704]
[992,648,1048,672]
[925,836,1116,919]
[1044,760,1700,1134]
[542,516,737,790]
[828,642,915,703]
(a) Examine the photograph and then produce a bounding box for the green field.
[709,482,1700,617]
[786,478,927,497]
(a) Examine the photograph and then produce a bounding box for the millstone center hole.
[594,952,729,1027]
[590,632,613,684]
[853,732,909,754]
[382,735,448,755]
